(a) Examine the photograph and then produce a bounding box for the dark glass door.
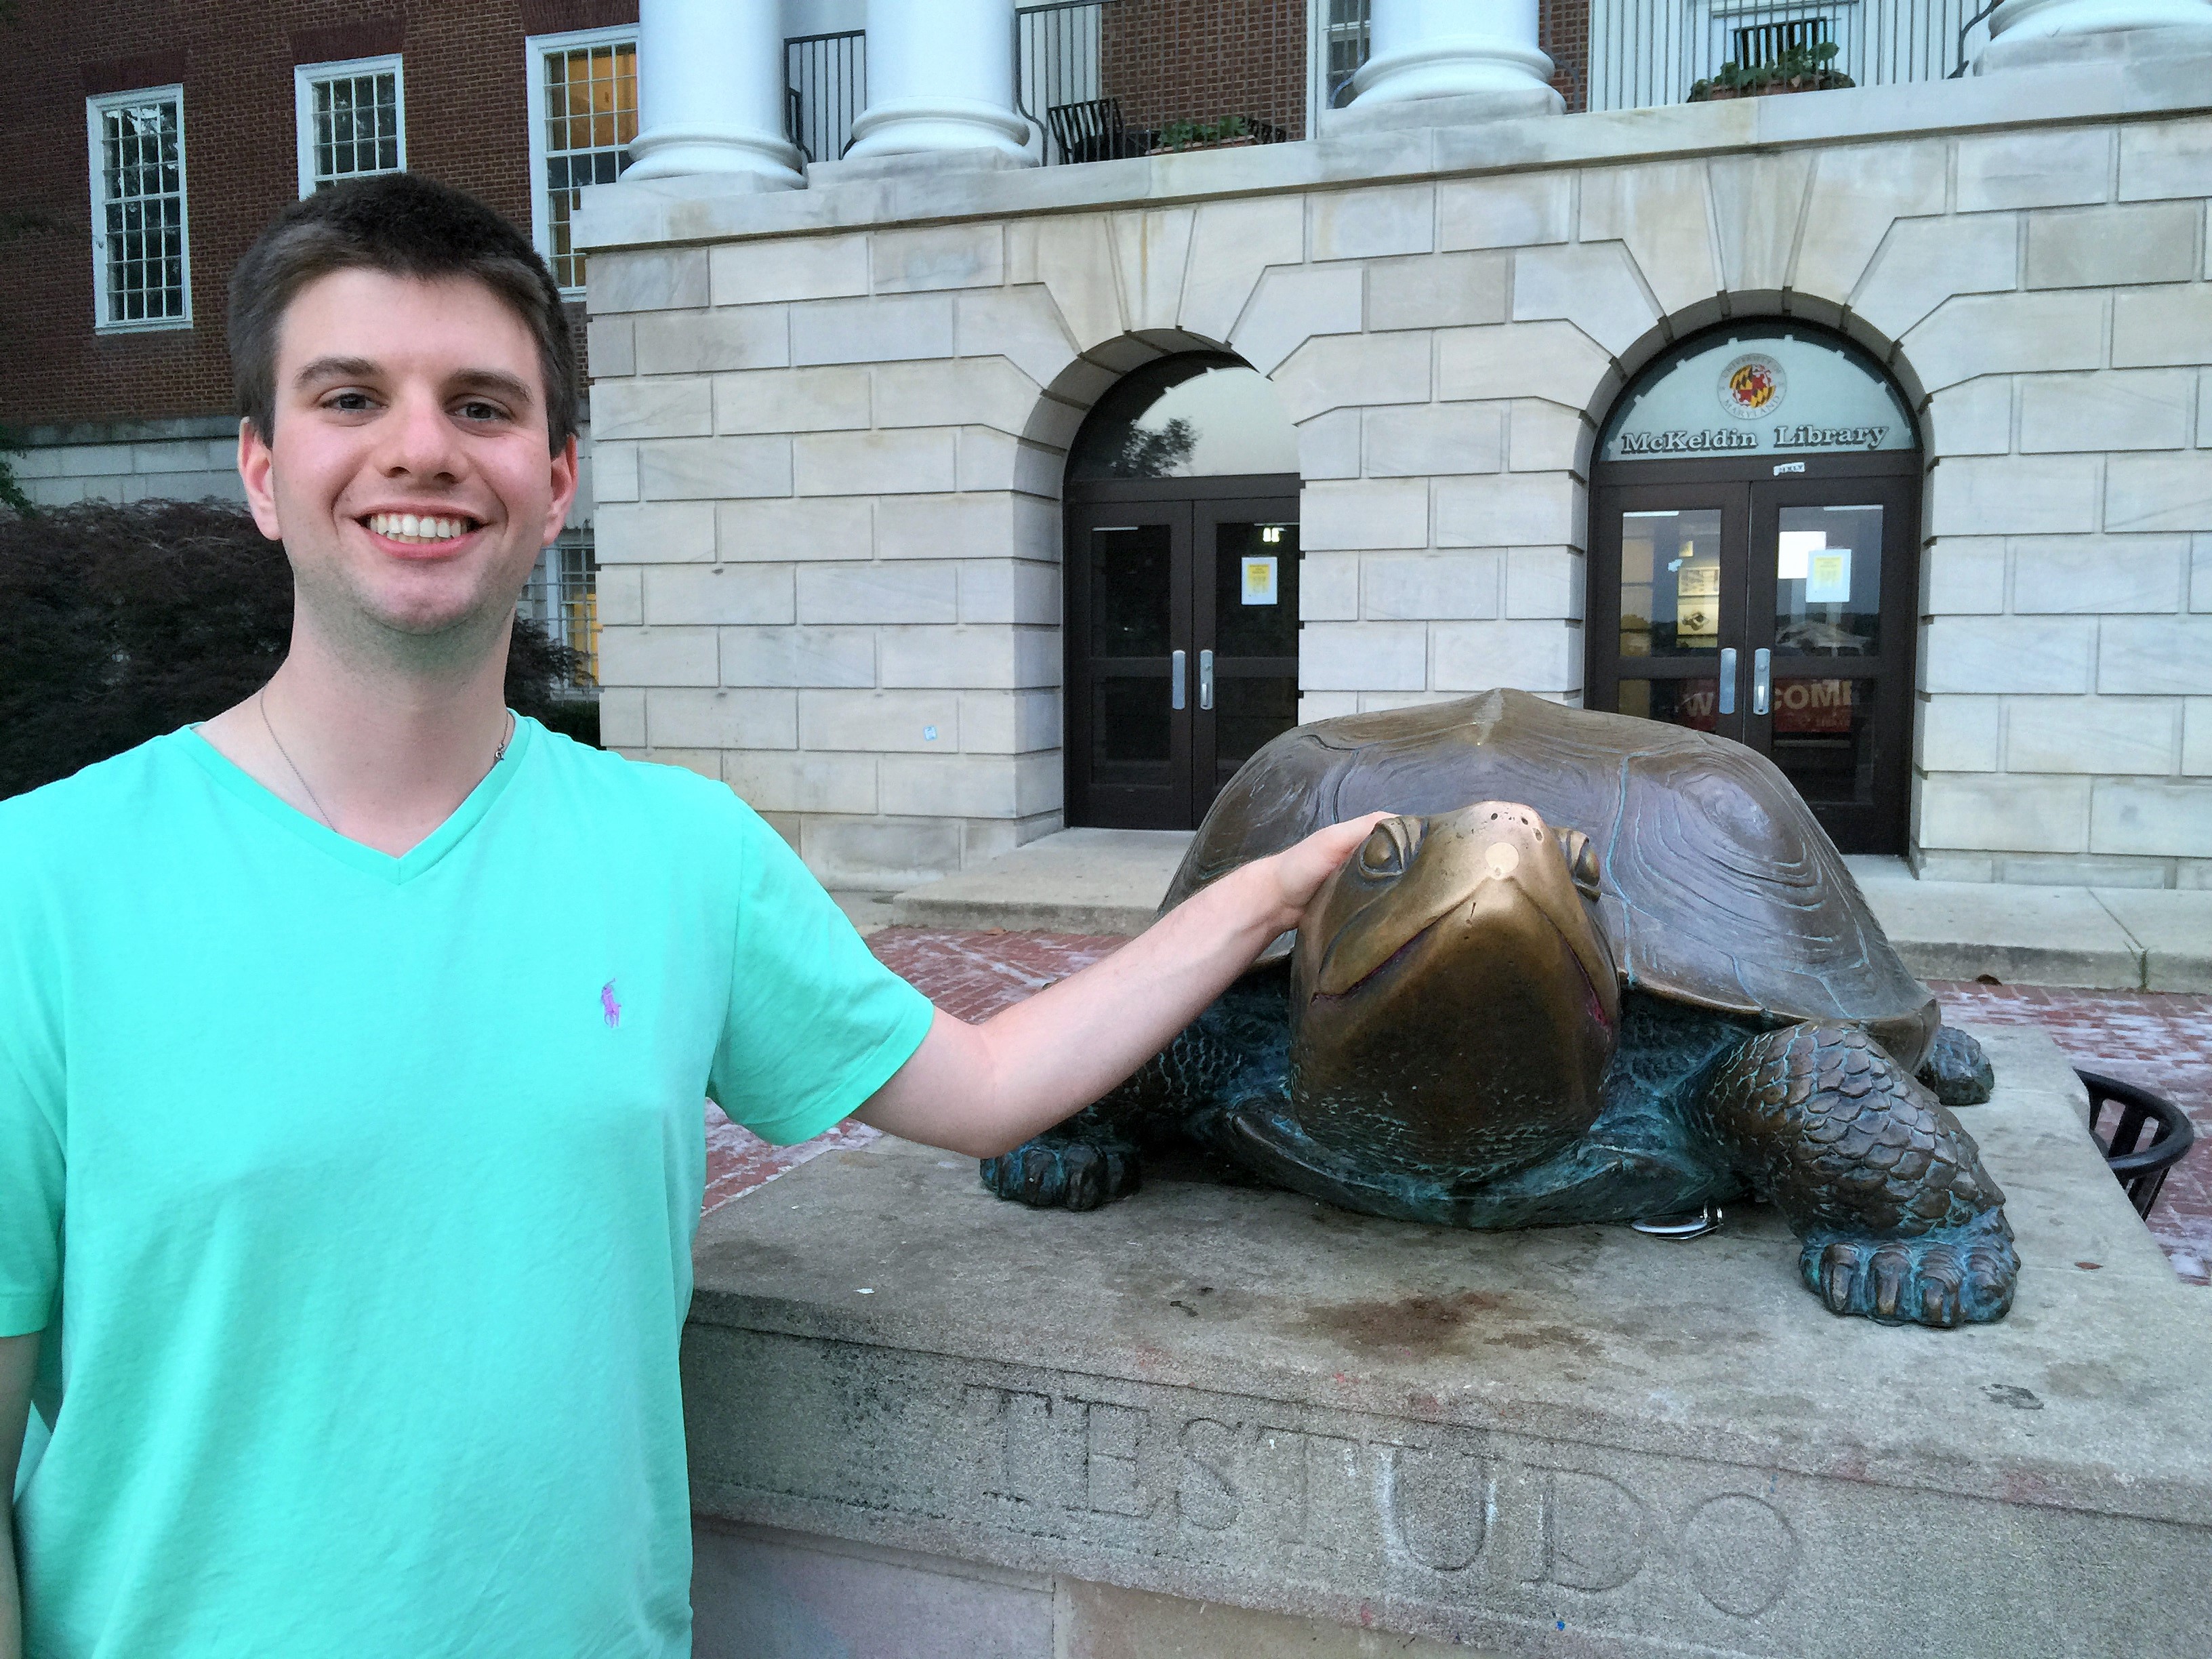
[1588,455,1918,853]
[1065,485,1300,829]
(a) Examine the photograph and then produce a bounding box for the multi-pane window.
[527,30,637,293]
[86,87,190,330]
[295,56,405,196]
[523,534,600,689]
[1324,0,1372,108]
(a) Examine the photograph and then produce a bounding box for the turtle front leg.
[981,971,1292,1212]
[1688,1022,2017,1327]
[979,1101,1143,1211]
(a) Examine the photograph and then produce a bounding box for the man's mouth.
[364,512,481,546]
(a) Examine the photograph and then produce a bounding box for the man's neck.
[199,624,517,858]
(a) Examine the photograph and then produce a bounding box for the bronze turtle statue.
[985,689,2015,1328]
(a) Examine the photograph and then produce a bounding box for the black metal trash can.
[2078,1069,2196,1218]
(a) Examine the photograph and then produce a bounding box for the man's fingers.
[1271,811,1399,912]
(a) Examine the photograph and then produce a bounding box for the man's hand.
[1258,812,1395,928]
[1,1330,38,1659]
[857,813,1394,1160]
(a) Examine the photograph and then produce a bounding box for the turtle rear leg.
[1917,1023,1995,1106]
[1689,1022,2017,1327]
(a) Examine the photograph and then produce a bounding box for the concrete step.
[888,827,1193,936]
[888,829,2212,992]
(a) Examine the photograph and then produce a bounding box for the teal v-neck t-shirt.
[0,719,935,1658]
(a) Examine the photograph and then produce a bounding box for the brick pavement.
[703,930,2211,1288]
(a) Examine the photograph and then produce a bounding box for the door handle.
[1718,647,1737,716]
[1753,648,1771,716]
[1199,650,1215,711]
[1171,649,1186,711]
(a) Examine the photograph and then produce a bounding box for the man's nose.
[375,389,461,476]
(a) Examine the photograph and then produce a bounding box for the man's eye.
[325,391,374,412]
[456,401,506,422]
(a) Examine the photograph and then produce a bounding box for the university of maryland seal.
[1719,352,1786,419]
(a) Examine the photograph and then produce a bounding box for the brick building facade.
[1101,0,1310,136]
[0,0,638,438]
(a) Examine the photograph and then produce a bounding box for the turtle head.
[1286,802,1622,1178]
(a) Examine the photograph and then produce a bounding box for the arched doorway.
[1063,353,1301,830]
[1587,324,1922,854]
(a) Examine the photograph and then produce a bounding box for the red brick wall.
[1542,0,1591,113]
[0,0,635,430]
[1100,0,1307,141]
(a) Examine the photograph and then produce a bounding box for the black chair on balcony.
[1046,97,1155,164]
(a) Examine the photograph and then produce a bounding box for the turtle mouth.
[1309,893,1614,1036]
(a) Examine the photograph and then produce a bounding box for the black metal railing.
[1584,0,1990,108]
[1017,0,1109,159]
[785,29,865,164]
[1322,0,1984,118]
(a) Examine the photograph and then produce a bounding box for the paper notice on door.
[1805,549,1852,603]
[1242,554,1279,605]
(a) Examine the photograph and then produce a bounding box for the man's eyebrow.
[447,368,536,407]
[292,354,381,387]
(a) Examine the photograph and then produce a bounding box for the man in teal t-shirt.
[0,178,1376,1657]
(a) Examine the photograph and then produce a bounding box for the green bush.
[0,499,592,800]
[1689,41,1850,100]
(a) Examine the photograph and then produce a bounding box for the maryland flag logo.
[1719,354,1786,419]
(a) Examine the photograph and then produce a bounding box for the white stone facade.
[9,420,247,510]
[578,54,2212,891]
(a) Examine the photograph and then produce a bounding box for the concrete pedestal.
[685,1025,2211,1656]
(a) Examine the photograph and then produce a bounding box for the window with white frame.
[295,56,405,196]
[86,86,190,331]
[525,28,638,295]
[523,533,600,689]
[1307,0,1372,121]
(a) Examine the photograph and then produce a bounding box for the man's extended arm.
[857,814,1387,1158]
[1,1330,36,1659]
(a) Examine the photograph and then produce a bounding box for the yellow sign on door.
[1242,554,1279,605]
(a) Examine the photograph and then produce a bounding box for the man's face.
[239,268,579,651]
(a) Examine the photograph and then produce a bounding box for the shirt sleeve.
[0,922,64,1338]
[707,804,935,1146]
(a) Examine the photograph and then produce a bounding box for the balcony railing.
[1582,0,1990,108]
[1326,3,1981,113]
[786,0,1997,177]
[785,28,865,164]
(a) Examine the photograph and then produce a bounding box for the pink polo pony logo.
[600,980,623,1029]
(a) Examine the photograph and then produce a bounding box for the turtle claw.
[981,1136,1140,1212]
[1799,1220,2018,1327]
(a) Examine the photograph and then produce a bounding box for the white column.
[844,0,1035,163]
[1980,0,2212,68]
[1349,0,1561,113]
[625,0,803,187]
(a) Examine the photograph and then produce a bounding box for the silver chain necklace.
[258,689,513,834]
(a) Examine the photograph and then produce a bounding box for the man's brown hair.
[228,173,578,455]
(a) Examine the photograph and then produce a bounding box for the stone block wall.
[582,91,2212,892]
[1889,119,2212,886]
[8,419,246,510]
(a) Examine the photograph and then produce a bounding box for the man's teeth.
[368,512,474,544]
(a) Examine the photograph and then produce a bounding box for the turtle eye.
[1558,829,1602,899]
[1357,817,1416,880]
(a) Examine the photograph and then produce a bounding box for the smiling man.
[0,176,1378,1658]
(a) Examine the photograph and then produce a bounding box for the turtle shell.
[1166,689,1938,1067]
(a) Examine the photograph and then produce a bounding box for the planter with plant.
[1149,115,1265,154]
[1689,41,1853,100]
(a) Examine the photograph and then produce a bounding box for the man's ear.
[237,418,285,541]
[540,432,581,546]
